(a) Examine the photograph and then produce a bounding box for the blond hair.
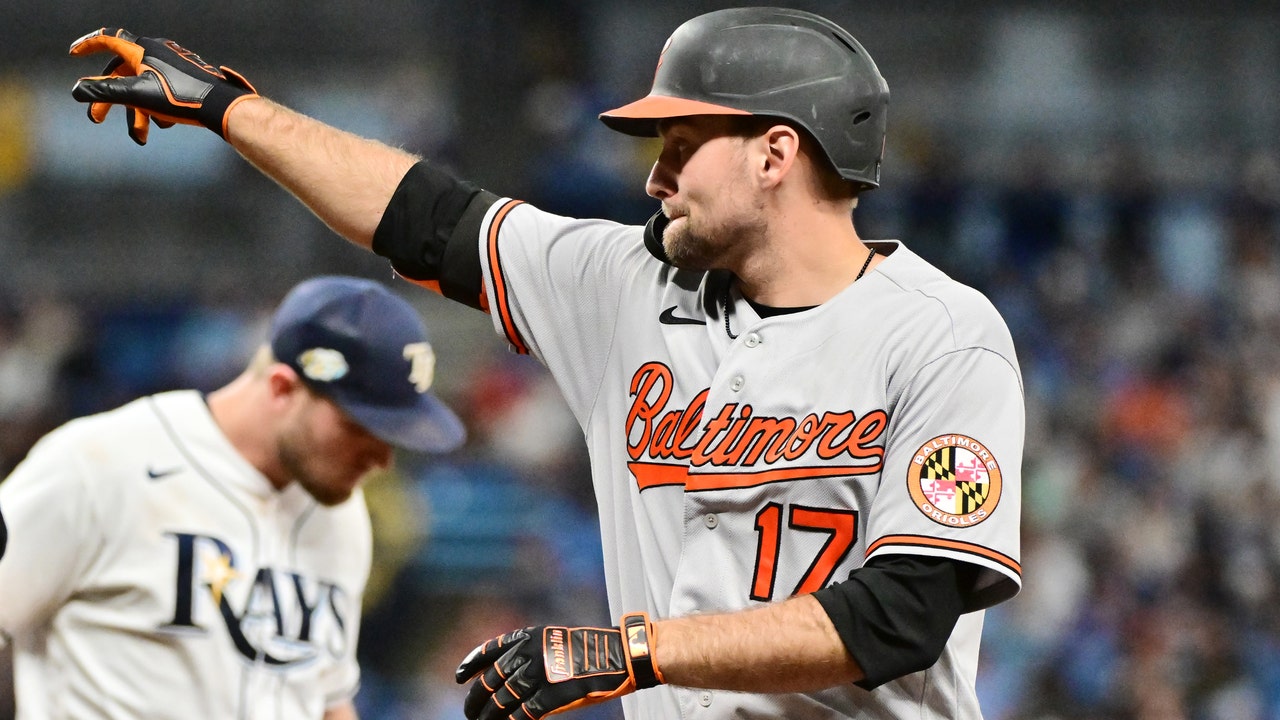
[247,345,277,377]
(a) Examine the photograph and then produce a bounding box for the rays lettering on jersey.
[625,362,887,490]
[162,532,351,668]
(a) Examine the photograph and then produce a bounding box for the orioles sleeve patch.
[907,434,1002,528]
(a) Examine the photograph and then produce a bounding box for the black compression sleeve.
[811,555,977,690]
[371,161,499,310]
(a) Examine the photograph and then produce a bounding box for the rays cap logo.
[269,276,465,453]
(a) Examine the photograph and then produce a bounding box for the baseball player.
[68,7,1023,719]
[0,276,464,719]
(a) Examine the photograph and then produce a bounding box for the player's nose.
[645,160,675,201]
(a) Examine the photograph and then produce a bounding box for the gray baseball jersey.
[440,199,1023,719]
[0,391,370,719]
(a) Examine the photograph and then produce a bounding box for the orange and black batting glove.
[68,28,258,145]
[455,612,664,720]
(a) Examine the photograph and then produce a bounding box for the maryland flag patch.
[908,434,1002,527]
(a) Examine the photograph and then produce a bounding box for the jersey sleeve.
[475,200,647,422]
[0,426,105,643]
[866,346,1024,611]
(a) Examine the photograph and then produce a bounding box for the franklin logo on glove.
[544,628,570,682]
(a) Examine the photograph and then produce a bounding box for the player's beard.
[280,444,354,506]
[278,428,362,507]
[660,147,766,271]
[661,197,766,271]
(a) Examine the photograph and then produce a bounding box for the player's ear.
[757,123,801,188]
[266,363,306,401]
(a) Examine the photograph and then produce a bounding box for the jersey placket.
[668,307,768,617]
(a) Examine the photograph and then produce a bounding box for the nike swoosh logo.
[146,466,184,481]
[659,306,706,326]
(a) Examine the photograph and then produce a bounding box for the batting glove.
[455,612,664,720]
[69,28,258,145]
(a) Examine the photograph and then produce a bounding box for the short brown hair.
[730,116,859,202]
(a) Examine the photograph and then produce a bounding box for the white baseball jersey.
[455,199,1023,719]
[0,390,370,720]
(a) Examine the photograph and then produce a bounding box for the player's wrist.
[196,66,258,138]
[621,612,664,689]
[213,93,263,141]
[221,94,279,147]
[199,83,253,137]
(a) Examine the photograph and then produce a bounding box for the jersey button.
[744,332,761,348]
[730,375,745,392]
[699,691,713,707]
[703,513,718,529]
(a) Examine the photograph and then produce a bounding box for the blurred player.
[0,276,464,719]
[68,8,1023,718]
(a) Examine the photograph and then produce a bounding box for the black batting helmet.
[600,7,890,190]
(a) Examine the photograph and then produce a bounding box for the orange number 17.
[751,503,859,602]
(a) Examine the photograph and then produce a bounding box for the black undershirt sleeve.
[811,555,979,690]
[371,160,499,310]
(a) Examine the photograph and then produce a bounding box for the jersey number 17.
[751,504,858,602]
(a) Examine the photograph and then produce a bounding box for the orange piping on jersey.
[405,278,444,295]
[628,462,882,492]
[486,199,528,354]
[867,534,1021,577]
[397,274,487,310]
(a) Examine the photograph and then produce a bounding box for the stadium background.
[2,1,1280,718]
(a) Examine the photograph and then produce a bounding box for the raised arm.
[225,97,418,248]
[69,28,419,248]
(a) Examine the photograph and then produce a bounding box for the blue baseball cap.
[269,276,466,453]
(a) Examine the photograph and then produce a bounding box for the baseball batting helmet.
[599,7,890,189]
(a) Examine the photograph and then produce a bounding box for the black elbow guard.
[372,161,498,309]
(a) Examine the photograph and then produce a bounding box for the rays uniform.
[0,391,370,719]
[375,165,1024,719]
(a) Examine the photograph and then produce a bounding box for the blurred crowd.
[911,145,1280,720]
